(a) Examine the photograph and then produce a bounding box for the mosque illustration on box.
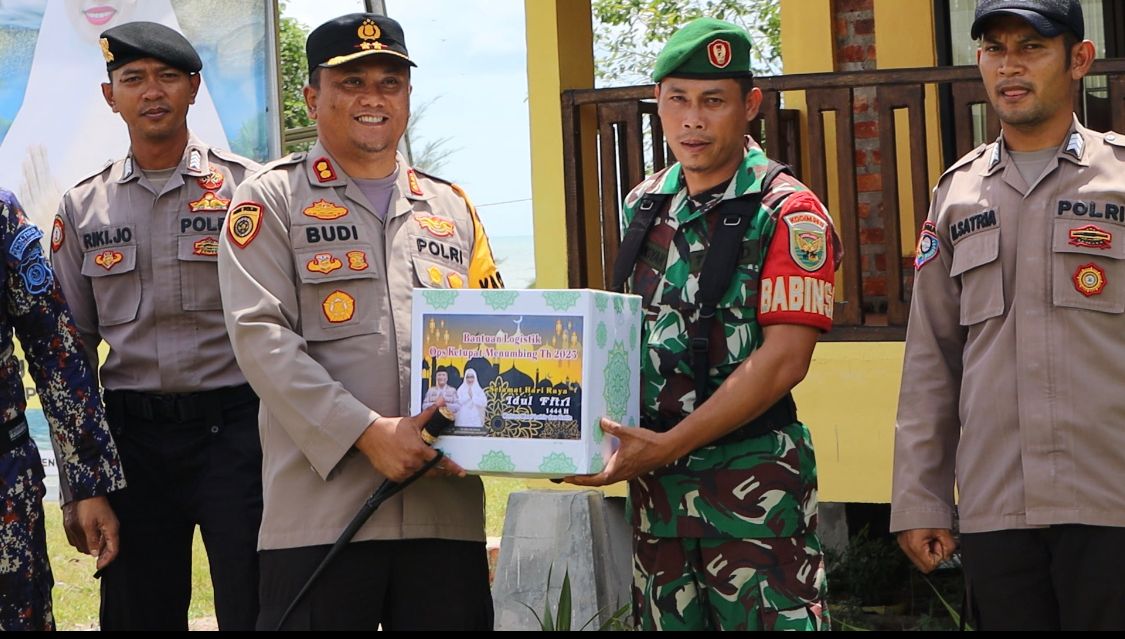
[419,314,583,440]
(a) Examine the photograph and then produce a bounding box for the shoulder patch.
[914,220,940,270]
[227,202,264,248]
[51,217,65,252]
[9,226,43,260]
[781,207,829,272]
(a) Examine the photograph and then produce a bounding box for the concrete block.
[491,490,631,630]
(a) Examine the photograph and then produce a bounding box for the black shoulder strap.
[610,192,672,293]
[691,161,792,408]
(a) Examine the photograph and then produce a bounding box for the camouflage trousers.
[0,441,54,631]
[632,531,829,631]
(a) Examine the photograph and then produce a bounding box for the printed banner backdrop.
[420,313,583,440]
[0,0,278,235]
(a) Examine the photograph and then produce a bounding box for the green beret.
[100,21,202,74]
[652,18,753,83]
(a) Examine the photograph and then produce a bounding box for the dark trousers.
[257,539,494,631]
[99,387,262,631]
[961,525,1125,631]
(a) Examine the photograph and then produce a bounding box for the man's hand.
[62,496,120,571]
[355,403,465,482]
[562,418,675,487]
[897,528,956,574]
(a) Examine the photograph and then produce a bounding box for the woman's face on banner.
[65,0,139,43]
[465,370,477,385]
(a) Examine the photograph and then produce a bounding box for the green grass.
[46,477,527,629]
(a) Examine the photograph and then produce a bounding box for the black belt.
[642,393,798,446]
[2,415,31,455]
[104,384,257,423]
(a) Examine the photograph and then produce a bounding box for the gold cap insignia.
[100,38,114,63]
[358,19,382,50]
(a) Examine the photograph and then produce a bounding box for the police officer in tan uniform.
[218,13,503,631]
[50,22,262,631]
[891,0,1125,630]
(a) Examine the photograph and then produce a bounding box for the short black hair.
[309,66,322,89]
[738,77,755,99]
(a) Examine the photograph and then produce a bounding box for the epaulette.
[1103,131,1125,150]
[209,146,261,170]
[243,152,306,183]
[411,167,453,187]
[71,159,116,188]
[936,143,989,185]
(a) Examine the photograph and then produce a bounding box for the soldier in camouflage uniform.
[0,189,125,630]
[566,19,839,631]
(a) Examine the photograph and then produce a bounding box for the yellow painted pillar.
[524,0,595,289]
[874,0,944,254]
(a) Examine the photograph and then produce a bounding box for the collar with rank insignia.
[989,143,1002,171]
[188,148,203,172]
[407,169,424,197]
[313,157,338,183]
[1063,131,1085,160]
[121,156,135,181]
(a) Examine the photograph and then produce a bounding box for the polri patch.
[307,253,343,274]
[346,250,369,271]
[915,221,940,270]
[1068,224,1112,250]
[189,192,231,212]
[1074,263,1106,297]
[94,250,124,271]
[51,217,65,252]
[192,237,219,257]
[416,215,455,238]
[198,170,224,191]
[303,199,349,221]
[782,210,828,272]
[322,290,355,323]
[228,202,263,249]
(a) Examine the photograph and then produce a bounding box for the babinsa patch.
[782,211,828,272]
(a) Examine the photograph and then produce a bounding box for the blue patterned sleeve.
[1,189,124,501]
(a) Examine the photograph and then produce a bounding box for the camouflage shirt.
[0,189,124,502]
[623,139,837,539]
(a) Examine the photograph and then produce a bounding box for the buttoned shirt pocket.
[949,229,1003,326]
[81,244,140,326]
[295,244,384,340]
[411,254,470,290]
[1051,219,1125,313]
[177,234,222,311]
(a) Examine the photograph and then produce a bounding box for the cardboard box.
[411,289,641,477]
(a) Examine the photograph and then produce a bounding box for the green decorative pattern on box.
[602,341,631,422]
[628,296,640,315]
[422,290,459,310]
[627,416,637,428]
[481,290,520,311]
[596,322,608,348]
[542,291,581,312]
[593,415,604,443]
[613,295,625,315]
[595,294,608,312]
[539,452,578,474]
[630,326,638,352]
[590,453,605,474]
[478,450,517,473]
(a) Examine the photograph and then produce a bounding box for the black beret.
[100,21,202,74]
[306,13,415,80]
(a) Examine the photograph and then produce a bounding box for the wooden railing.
[561,61,1125,340]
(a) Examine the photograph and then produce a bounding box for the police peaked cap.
[652,18,753,83]
[306,13,416,80]
[100,21,202,74]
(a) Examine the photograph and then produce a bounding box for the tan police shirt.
[218,143,504,550]
[52,134,259,392]
[891,118,1125,534]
